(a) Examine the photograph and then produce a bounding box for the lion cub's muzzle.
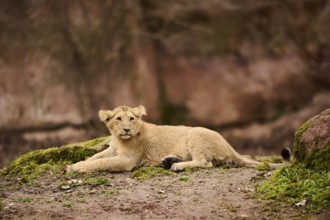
[119,128,133,139]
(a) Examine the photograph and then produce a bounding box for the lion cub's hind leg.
[161,155,184,169]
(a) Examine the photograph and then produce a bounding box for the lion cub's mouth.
[120,134,132,139]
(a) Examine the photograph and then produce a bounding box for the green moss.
[257,163,330,212]
[307,143,330,171]
[100,189,119,196]
[59,176,112,190]
[218,168,230,174]
[293,122,310,163]
[179,175,189,182]
[263,156,283,164]
[293,119,330,171]
[0,136,110,181]
[184,166,206,173]
[131,167,174,181]
[83,177,112,187]
[66,136,110,149]
[256,162,272,171]
[294,121,310,139]
[17,197,33,203]
[226,204,238,213]
[63,201,73,208]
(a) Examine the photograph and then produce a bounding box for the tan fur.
[67,105,279,172]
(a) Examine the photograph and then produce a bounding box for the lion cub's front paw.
[65,163,88,173]
[170,163,185,172]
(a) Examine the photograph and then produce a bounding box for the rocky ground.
[0,166,319,220]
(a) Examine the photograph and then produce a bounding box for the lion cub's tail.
[235,147,291,169]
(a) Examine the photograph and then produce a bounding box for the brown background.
[1,0,330,167]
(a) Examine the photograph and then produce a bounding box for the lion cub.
[67,105,282,172]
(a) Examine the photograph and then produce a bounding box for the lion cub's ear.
[132,105,147,117]
[98,110,114,123]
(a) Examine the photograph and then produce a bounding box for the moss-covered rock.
[257,163,330,212]
[1,136,110,179]
[293,108,330,171]
[257,109,330,213]
[131,167,174,181]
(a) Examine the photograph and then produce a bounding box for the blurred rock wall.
[1,0,330,167]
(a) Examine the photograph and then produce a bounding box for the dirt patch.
[0,167,318,220]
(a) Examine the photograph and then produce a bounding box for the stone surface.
[293,108,330,171]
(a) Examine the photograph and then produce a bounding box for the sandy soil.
[0,167,317,220]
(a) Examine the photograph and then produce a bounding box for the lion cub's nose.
[123,129,130,132]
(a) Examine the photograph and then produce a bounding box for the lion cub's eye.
[129,117,135,121]
[116,117,122,121]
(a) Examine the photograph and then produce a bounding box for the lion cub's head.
[98,105,147,140]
